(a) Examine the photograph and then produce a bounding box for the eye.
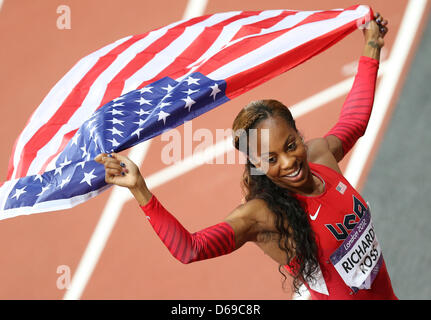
[287,141,297,151]
[268,157,277,163]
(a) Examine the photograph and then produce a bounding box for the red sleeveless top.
[290,163,397,300]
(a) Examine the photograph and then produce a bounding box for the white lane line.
[63,0,209,300]
[63,51,387,301]
[63,141,151,300]
[106,65,390,204]
[294,0,428,300]
[63,67,383,300]
[64,0,426,300]
[344,0,428,188]
[290,61,387,119]
[183,0,208,21]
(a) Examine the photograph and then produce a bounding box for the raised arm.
[324,12,388,162]
[95,152,262,264]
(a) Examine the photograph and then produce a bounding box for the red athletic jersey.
[291,163,397,300]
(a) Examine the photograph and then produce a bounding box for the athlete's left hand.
[363,12,389,49]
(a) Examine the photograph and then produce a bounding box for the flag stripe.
[194,10,323,76]
[14,35,148,179]
[121,11,240,95]
[1,6,373,218]
[31,19,208,175]
[229,10,298,42]
[135,12,260,89]
[143,10,291,86]
[210,6,370,97]
[11,16,204,179]
[184,10,288,73]
[7,36,133,180]
[99,14,213,107]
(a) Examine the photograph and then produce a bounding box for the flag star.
[108,109,124,116]
[112,96,124,102]
[59,176,71,189]
[108,118,125,126]
[80,169,97,186]
[136,97,152,106]
[182,96,196,111]
[71,132,80,146]
[132,127,144,139]
[34,174,43,183]
[76,160,86,169]
[89,125,98,138]
[158,101,171,109]
[86,118,97,128]
[59,156,72,167]
[108,137,120,147]
[11,186,27,200]
[80,144,88,158]
[209,83,221,100]
[182,88,199,95]
[139,86,153,94]
[54,166,63,176]
[157,110,170,125]
[111,102,124,108]
[185,75,200,86]
[133,118,146,126]
[135,109,151,116]
[162,84,175,93]
[107,127,124,137]
[36,185,50,197]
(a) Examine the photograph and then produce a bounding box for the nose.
[279,152,296,171]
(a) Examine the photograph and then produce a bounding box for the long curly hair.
[232,99,319,294]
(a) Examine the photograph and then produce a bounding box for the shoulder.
[227,198,273,222]
[305,137,342,174]
[225,198,278,232]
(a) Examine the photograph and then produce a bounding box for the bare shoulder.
[224,198,278,246]
[305,137,342,173]
[226,198,273,223]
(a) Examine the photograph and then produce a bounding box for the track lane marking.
[63,0,209,300]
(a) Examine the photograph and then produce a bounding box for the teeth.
[285,167,300,177]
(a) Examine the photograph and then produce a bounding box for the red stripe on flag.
[195,10,346,77]
[229,10,297,42]
[32,16,212,176]
[136,12,263,89]
[38,129,78,174]
[13,35,146,178]
[98,15,211,107]
[224,16,360,99]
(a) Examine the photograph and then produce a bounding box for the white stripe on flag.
[185,10,286,71]
[27,24,185,175]
[122,11,241,94]
[208,6,370,80]
[11,36,132,179]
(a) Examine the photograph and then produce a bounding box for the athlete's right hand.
[94,152,142,189]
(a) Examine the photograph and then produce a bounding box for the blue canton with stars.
[5,73,228,210]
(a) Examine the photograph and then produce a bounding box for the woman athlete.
[95,12,396,300]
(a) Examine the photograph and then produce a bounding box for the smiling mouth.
[281,163,303,181]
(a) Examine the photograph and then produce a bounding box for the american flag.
[0,5,372,219]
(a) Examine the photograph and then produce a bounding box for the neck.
[295,171,324,197]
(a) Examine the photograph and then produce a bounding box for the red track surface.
[0,0,428,299]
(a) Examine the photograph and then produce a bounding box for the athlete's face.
[249,116,313,194]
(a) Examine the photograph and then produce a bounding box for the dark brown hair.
[232,99,319,293]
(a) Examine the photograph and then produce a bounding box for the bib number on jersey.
[329,207,383,292]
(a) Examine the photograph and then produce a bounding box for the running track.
[0,0,429,299]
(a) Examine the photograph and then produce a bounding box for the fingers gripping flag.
[0,5,373,219]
